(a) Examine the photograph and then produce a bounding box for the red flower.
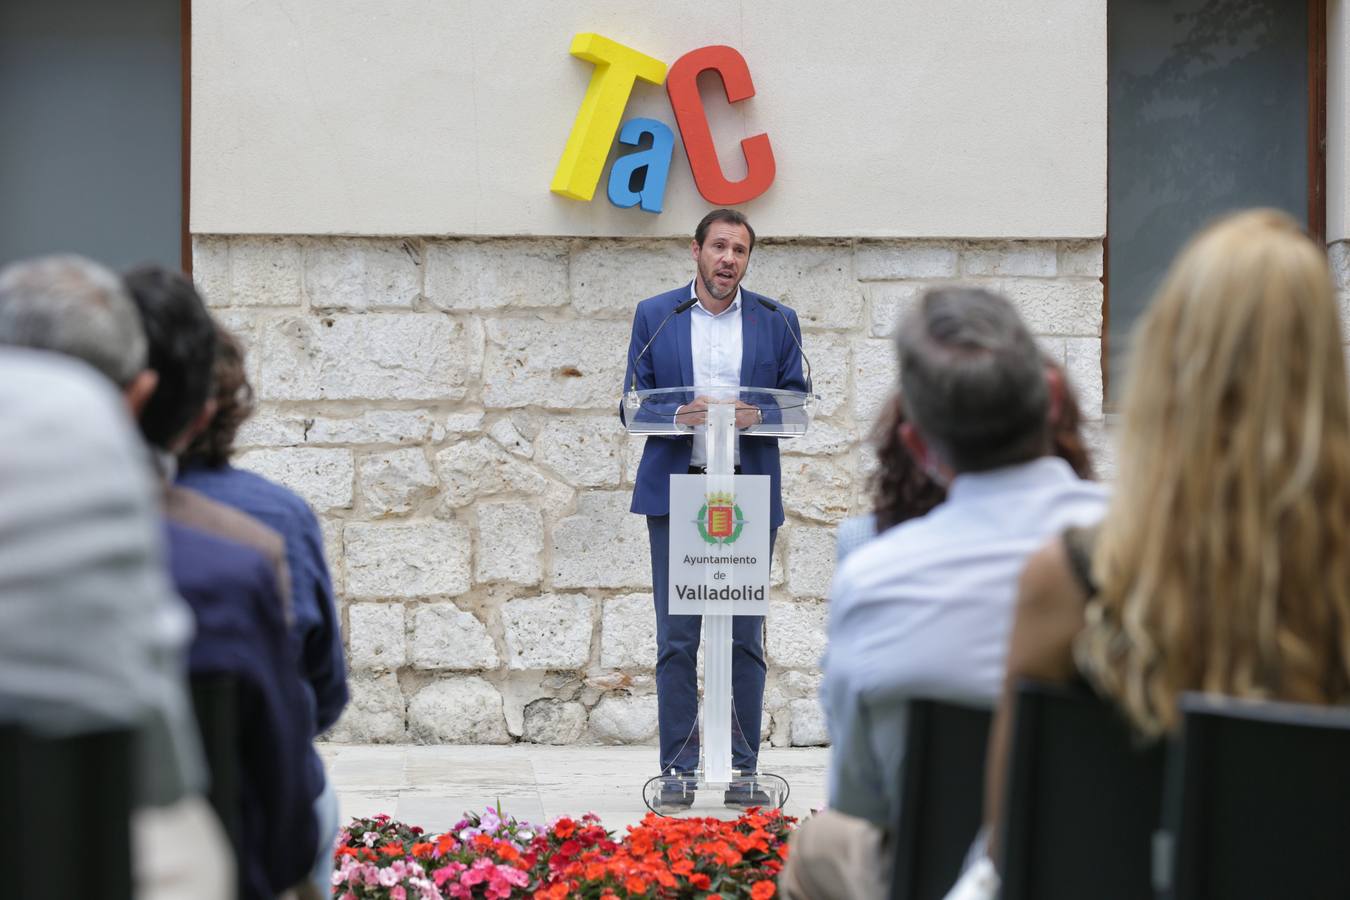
[337,808,797,899]
[751,880,777,900]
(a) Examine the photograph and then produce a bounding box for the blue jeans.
[647,515,774,774]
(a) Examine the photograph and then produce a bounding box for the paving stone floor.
[320,744,831,833]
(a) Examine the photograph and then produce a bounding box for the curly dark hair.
[869,359,1094,533]
[1047,362,1095,481]
[182,322,254,467]
[868,392,947,532]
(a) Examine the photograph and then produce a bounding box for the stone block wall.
[191,234,1105,746]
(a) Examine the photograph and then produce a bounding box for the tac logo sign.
[550,33,776,214]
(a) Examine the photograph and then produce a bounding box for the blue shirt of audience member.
[178,462,349,735]
[166,519,320,900]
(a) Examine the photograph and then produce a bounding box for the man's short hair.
[0,255,147,386]
[895,287,1049,473]
[694,208,756,251]
[122,265,218,450]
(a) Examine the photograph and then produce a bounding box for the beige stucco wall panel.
[192,1,1106,238]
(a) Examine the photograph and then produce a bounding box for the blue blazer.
[621,284,807,527]
[166,522,320,900]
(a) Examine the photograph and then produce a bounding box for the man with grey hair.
[0,254,159,411]
[779,288,1108,900]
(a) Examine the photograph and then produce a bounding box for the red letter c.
[666,45,776,206]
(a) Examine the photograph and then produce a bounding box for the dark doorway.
[0,0,185,271]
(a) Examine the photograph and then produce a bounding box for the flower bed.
[333,805,795,899]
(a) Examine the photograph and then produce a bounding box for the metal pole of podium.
[702,402,736,784]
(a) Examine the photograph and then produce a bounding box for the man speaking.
[621,208,807,799]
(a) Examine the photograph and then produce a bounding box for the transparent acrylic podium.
[622,385,816,817]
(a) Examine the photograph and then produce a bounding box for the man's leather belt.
[688,465,743,474]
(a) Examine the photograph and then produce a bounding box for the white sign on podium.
[667,473,770,616]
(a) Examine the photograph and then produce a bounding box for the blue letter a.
[607,118,675,213]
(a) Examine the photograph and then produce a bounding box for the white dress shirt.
[687,280,743,466]
[820,457,1109,826]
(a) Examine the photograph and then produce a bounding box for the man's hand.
[734,400,762,430]
[675,395,713,426]
[676,397,761,428]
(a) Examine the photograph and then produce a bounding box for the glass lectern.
[622,385,817,816]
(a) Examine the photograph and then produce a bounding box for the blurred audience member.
[972,210,1350,889]
[0,255,319,900]
[780,288,1107,900]
[121,266,293,616]
[122,265,322,900]
[180,324,348,895]
[833,392,945,564]
[835,363,1094,565]
[0,259,231,899]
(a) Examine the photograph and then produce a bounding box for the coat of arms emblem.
[695,491,745,545]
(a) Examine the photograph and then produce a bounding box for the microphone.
[755,296,813,396]
[628,297,699,394]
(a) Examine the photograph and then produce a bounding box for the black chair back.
[0,723,135,899]
[890,699,992,900]
[998,681,1165,900]
[1160,694,1350,899]
[190,674,244,898]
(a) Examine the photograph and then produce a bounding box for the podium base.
[642,771,790,818]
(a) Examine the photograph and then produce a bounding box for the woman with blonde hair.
[957,208,1350,895]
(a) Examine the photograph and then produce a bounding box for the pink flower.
[391,888,407,900]
[499,867,529,886]
[433,863,466,887]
